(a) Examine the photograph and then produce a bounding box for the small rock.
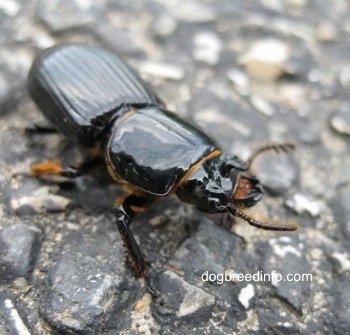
[0,72,14,114]
[2,299,31,335]
[0,0,20,17]
[41,230,134,333]
[227,68,250,96]
[330,278,350,334]
[168,219,237,278]
[151,14,178,37]
[11,185,71,215]
[140,62,184,80]
[37,0,106,31]
[263,236,310,315]
[296,122,320,144]
[238,284,255,310]
[330,111,350,135]
[331,252,350,272]
[339,66,350,88]
[193,31,222,65]
[336,187,350,237]
[239,39,291,81]
[131,294,156,335]
[251,150,299,196]
[250,95,276,117]
[93,22,141,55]
[261,0,284,12]
[0,223,42,282]
[163,0,216,23]
[285,193,320,217]
[315,22,338,42]
[287,0,307,8]
[154,270,215,325]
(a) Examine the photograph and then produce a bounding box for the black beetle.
[28,44,297,291]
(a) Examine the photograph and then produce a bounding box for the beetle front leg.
[115,194,158,295]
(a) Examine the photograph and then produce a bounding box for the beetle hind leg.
[31,158,101,178]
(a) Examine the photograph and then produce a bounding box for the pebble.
[331,252,350,272]
[227,68,250,96]
[94,22,141,55]
[339,66,350,88]
[11,185,71,214]
[252,151,299,196]
[3,299,31,335]
[40,230,133,333]
[0,223,42,282]
[285,193,320,217]
[162,0,216,22]
[250,95,276,117]
[0,72,13,114]
[239,39,291,80]
[154,270,215,324]
[193,31,222,65]
[263,236,309,315]
[0,0,20,17]
[339,187,350,237]
[238,284,255,310]
[151,14,178,37]
[37,0,106,31]
[140,61,184,80]
[315,22,338,42]
[330,111,350,135]
[261,0,284,12]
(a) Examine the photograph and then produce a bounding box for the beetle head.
[176,154,298,231]
[211,155,265,212]
[176,155,264,213]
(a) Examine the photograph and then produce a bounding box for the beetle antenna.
[229,207,298,231]
[246,142,295,170]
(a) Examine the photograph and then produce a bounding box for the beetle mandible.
[28,44,298,291]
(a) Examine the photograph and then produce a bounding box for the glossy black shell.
[28,44,219,195]
[107,107,217,195]
[28,44,163,145]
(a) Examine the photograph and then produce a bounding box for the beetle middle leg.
[115,194,158,295]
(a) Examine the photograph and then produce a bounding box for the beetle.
[28,44,298,292]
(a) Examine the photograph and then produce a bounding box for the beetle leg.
[115,194,159,295]
[31,158,101,178]
[25,122,58,135]
[245,142,295,170]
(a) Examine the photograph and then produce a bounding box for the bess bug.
[28,44,298,291]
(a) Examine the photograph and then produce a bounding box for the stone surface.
[0,223,42,283]
[330,111,350,136]
[262,236,310,315]
[238,39,291,81]
[37,0,106,31]
[0,0,349,334]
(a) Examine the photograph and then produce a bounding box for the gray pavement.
[0,0,349,334]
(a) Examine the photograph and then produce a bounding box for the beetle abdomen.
[28,44,164,145]
[106,107,218,196]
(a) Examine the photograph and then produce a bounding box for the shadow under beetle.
[28,44,298,293]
